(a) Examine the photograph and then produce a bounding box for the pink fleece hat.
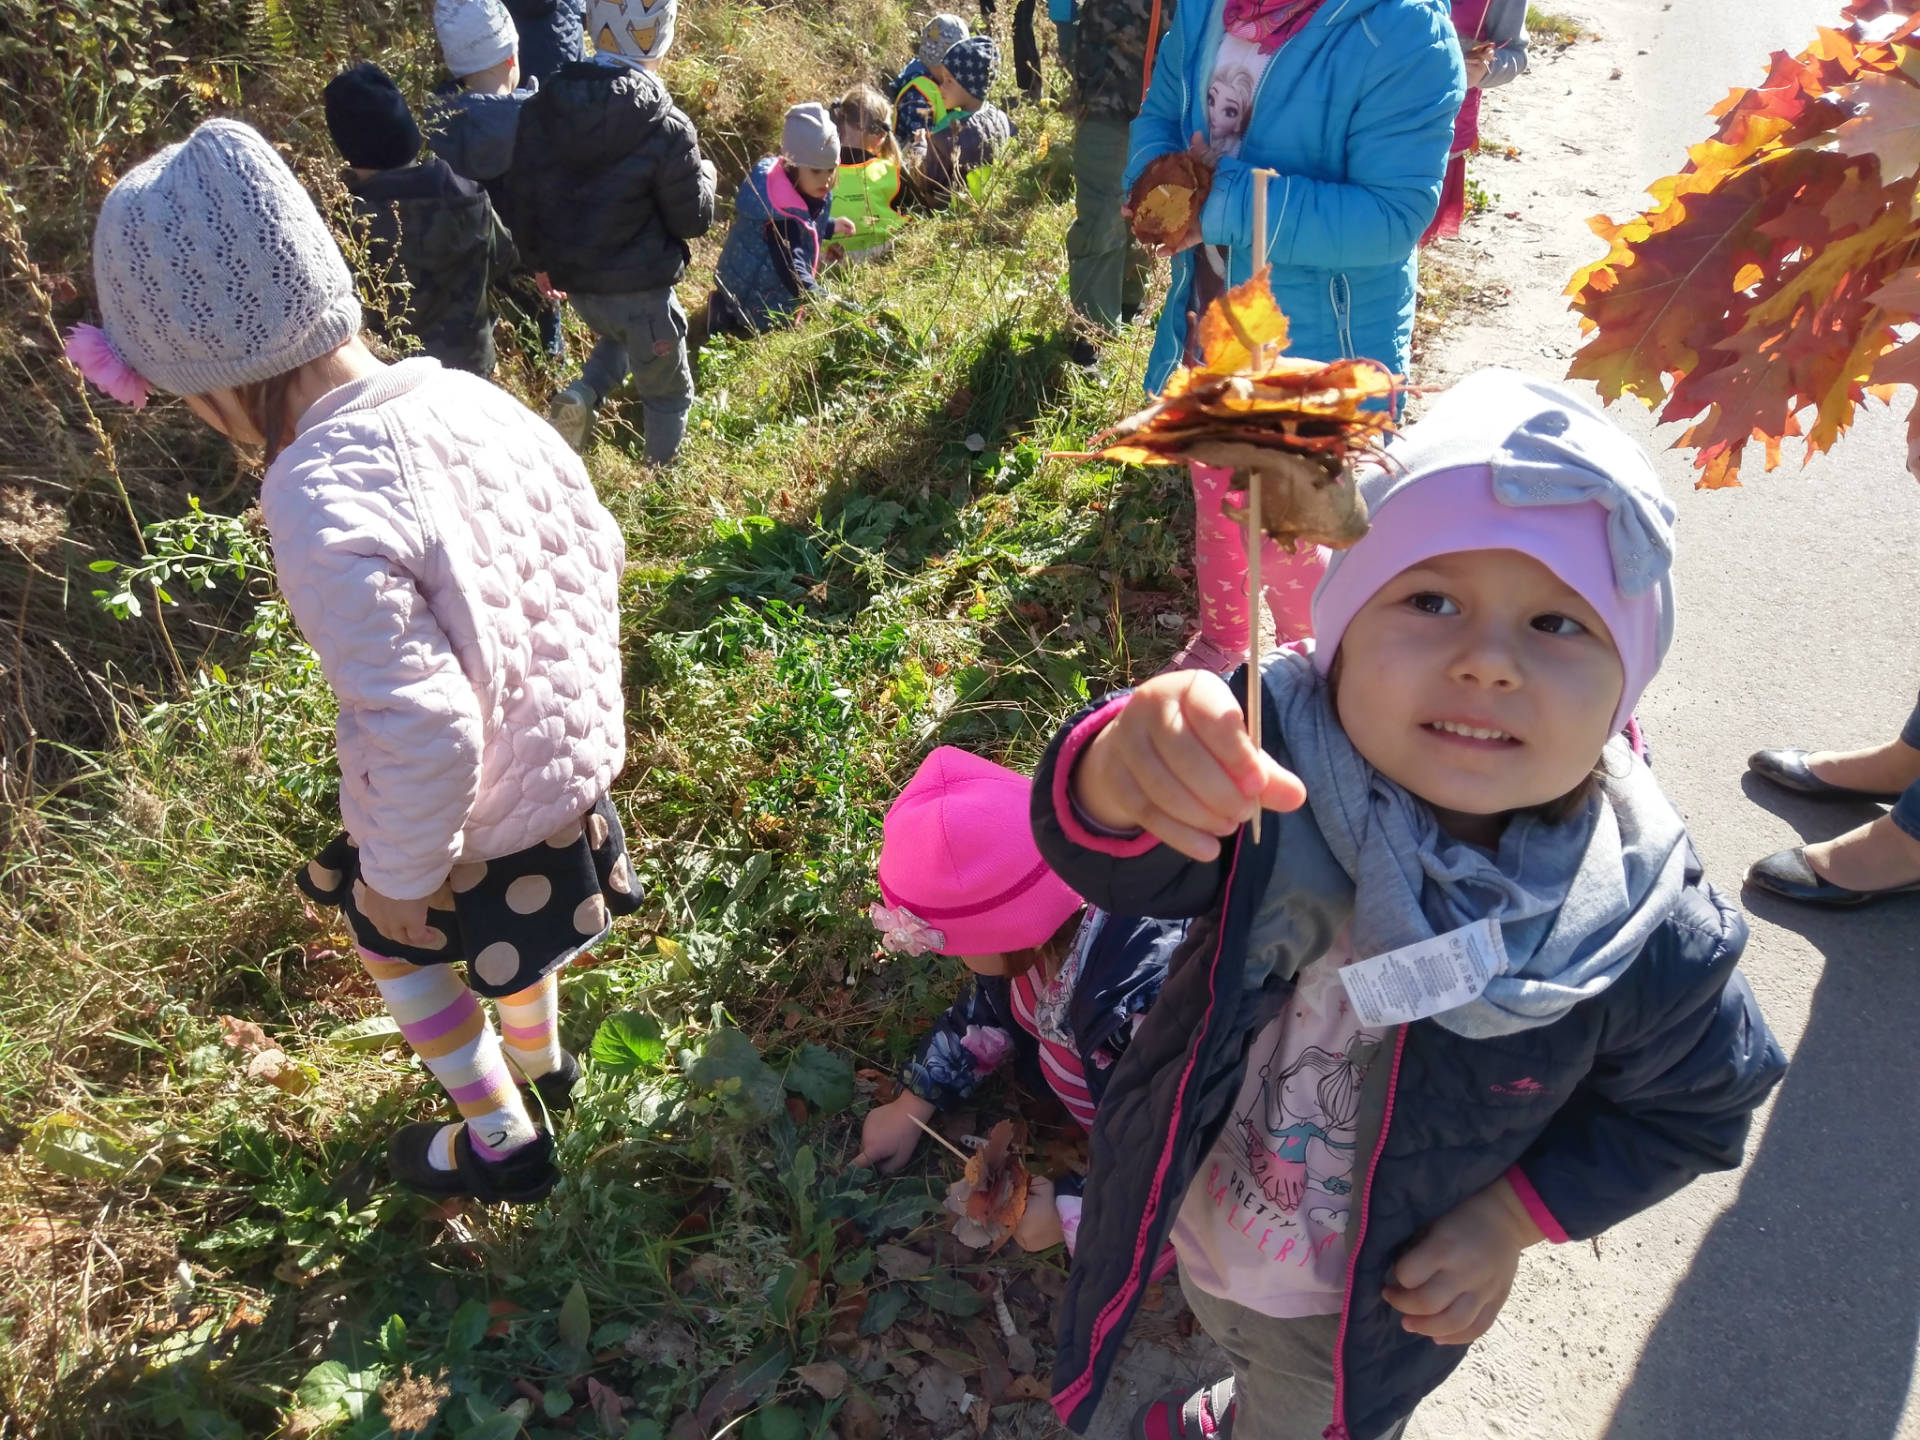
[1312,370,1676,736]
[875,746,1083,957]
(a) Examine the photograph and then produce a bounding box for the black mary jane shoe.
[1747,748,1906,804]
[387,1123,558,1203]
[522,1049,581,1115]
[1746,846,1920,908]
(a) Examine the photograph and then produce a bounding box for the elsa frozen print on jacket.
[1241,1031,1380,1213]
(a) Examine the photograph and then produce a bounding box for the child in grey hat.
[709,103,858,336]
[69,118,638,1206]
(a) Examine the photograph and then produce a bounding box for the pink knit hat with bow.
[874,747,1083,957]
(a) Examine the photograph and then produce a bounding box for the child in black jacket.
[505,24,714,462]
[325,64,516,377]
[1031,371,1785,1440]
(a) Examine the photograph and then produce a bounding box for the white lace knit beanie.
[436,0,519,77]
[90,119,360,397]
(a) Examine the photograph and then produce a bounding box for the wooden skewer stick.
[909,1111,972,1163]
[1247,168,1277,843]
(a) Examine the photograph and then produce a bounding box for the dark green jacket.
[345,158,514,376]
[1072,0,1175,120]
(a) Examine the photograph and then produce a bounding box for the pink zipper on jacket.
[1050,843,1246,1425]
[1322,1024,1408,1440]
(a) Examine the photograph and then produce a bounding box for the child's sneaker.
[548,381,596,452]
[1163,632,1244,677]
[387,1122,558,1204]
[1132,1377,1235,1439]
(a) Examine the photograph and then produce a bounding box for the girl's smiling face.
[1332,549,1624,836]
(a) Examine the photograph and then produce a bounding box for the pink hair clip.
[868,902,946,957]
[64,324,150,410]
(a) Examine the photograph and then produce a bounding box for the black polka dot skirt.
[296,794,642,997]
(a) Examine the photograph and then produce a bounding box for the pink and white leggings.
[1189,463,1327,650]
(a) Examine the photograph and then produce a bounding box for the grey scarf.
[1266,650,1689,1038]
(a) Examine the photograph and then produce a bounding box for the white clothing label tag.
[1338,918,1506,1027]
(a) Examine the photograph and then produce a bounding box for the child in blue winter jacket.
[1031,370,1785,1440]
[1127,0,1464,675]
[853,747,1183,1253]
[709,103,855,336]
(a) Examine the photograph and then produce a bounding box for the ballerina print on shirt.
[1241,1028,1380,1213]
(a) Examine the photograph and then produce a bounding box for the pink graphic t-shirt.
[1171,929,1386,1318]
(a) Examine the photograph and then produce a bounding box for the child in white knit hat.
[68,118,639,1204]
[522,4,716,459]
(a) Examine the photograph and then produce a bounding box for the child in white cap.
[68,119,638,1203]
[519,0,716,459]
[1026,370,1787,1439]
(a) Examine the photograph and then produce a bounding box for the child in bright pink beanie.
[857,746,1185,1252]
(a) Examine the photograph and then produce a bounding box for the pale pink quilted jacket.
[261,358,627,900]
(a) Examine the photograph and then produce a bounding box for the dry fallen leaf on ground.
[943,1119,1031,1252]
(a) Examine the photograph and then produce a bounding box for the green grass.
[0,10,1204,1430]
[1525,6,1588,46]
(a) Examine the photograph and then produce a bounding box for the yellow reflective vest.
[830,155,908,254]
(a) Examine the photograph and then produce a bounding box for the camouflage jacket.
[1072,0,1176,120]
[344,159,515,376]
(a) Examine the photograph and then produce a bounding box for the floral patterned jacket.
[900,909,1184,1112]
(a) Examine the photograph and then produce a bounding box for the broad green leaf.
[26,1112,141,1181]
[590,1010,665,1076]
[543,1383,574,1418]
[444,1298,491,1359]
[768,1262,812,1325]
[782,1043,854,1113]
[693,1340,792,1429]
[685,1029,782,1123]
[378,1313,407,1360]
[463,1414,525,1440]
[327,1014,406,1051]
[295,1360,384,1420]
[915,1272,986,1317]
[859,1285,911,1336]
[622,1421,666,1440]
[556,1279,591,1351]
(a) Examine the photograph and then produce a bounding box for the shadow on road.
[1598,889,1920,1440]
[1735,773,1889,845]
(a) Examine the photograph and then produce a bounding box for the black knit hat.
[324,62,423,171]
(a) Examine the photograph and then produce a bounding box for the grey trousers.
[1179,1264,1412,1440]
[1067,114,1154,330]
[573,286,694,464]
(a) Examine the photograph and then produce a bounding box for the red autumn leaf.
[1567,0,1920,487]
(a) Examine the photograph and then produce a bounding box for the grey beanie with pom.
[91,118,361,397]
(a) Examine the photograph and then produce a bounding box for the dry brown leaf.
[1128,151,1215,248]
[909,1361,968,1426]
[219,1015,272,1055]
[795,1362,848,1400]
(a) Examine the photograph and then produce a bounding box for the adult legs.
[1067,115,1149,332]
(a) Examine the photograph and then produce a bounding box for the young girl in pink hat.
[854,746,1184,1251]
[1027,370,1785,1440]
